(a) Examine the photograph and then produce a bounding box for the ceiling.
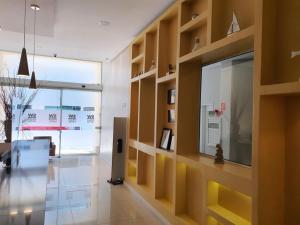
[0,0,174,62]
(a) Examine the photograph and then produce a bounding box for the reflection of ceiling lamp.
[18,0,29,76]
[29,4,40,89]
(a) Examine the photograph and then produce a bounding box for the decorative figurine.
[192,37,200,52]
[214,144,224,164]
[166,64,175,75]
[192,13,199,20]
[227,12,240,36]
[291,50,300,59]
[149,60,156,71]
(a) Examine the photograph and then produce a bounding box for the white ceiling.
[0,0,175,62]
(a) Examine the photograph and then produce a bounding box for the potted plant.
[0,69,38,144]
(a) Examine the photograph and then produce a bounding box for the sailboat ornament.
[227,12,240,36]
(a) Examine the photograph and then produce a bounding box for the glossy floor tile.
[44,154,166,225]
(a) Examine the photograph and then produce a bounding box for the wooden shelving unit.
[155,154,175,212]
[181,0,208,26]
[137,150,155,194]
[139,76,156,146]
[129,81,139,140]
[175,162,203,225]
[127,147,138,183]
[156,77,177,150]
[255,1,300,225]
[131,36,145,78]
[158,5,178,78]
[211,0,254,43]
[260,0,300,85]
[207,181,252,225]
[126,0,299,224]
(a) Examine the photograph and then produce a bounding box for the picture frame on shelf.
[168,109,176,123]
[168,89,176,105]
[160,128,172,150]
[170,135,175,151]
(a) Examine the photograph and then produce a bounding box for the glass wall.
[0,51,101,84]
[200,53,253,166]
[61,90,101,154]
[1,51,102,155]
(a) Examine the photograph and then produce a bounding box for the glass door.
[60,90,101,155]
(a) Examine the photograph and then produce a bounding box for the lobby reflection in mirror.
[199,52,253,166]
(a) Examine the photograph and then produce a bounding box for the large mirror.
[199,52,253,166]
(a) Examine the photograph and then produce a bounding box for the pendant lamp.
[29,4,40,89]
[18,0,29,76]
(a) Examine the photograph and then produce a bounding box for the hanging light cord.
[33,7,37,70]
[23,0,27,47]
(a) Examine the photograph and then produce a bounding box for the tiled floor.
[44,154,165,225]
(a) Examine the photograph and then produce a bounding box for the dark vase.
[4,119,12,143]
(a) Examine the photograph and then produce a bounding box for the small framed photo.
[160,128,172,150]
[168,89,176,105]
[170,135,175,151]
[168,109,176,123]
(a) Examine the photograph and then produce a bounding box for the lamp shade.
[29,71,37,89]
[18,48,30,76]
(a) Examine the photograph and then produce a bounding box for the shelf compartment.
[139,76,156,146]
[207,216,223,225]
[261,0,300,85]
[179,26,254,64]
[145,28,158,72]
[175,162,203,224]
[180,11,207,33]
[128,146,137,163]
[156,78,177,150]
[132,53,144,64]
[155,154,175,211]
[137,151,155,194]
[260,82,300,96]
[157,72,176,84]
[177,61,201,155]
[139,68,156,80]
[132,36,145,59]
[131,61,144,79]
[258,95,300,225]
[181,0,208,26]
[128,162,137,183]
[128,147,138,182]
[211,0,254,43]
[207,181,252,225]
[180,15,208,57]
[129,81,139,140]
[158,11,178,78]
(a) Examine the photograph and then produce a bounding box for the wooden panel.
[139,77,156,145]
[258,96,285,225]
[158,14,178,78]
[211,0,254,42]
[137,151,155,193]
[285,97,300,225]
[145,29,158,72]
[129,82,139,140]
[156,80,177,148]
[177,61,201,155]
[261,0,300,84]
[155,155,175,207]
[180,22,208,57]
[181,0,208,26]
[175,162,187,214]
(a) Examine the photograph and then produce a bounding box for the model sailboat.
[227,12,240,36]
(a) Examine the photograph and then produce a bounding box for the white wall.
[100,47,131,153]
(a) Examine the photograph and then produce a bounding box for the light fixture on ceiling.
[18,0,30,76]
[98,20,110,26]
[29,3,40,89]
